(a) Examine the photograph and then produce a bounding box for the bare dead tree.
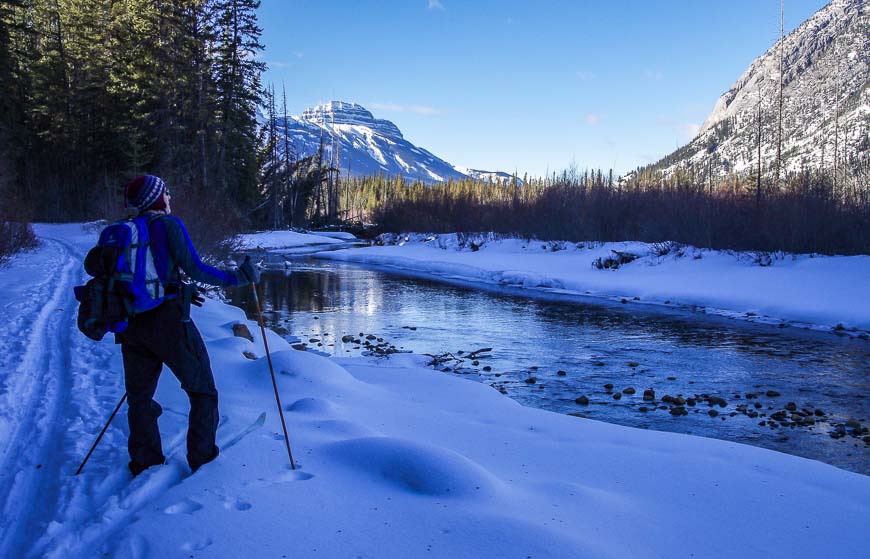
[833,36,841,199]
[281,83,295,226]
[776,0,785,185]
[756,77,763,205]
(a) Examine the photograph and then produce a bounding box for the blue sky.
[258,0,829,177]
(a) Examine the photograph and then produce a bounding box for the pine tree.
[212,0,265,211]
[0,0,31,205]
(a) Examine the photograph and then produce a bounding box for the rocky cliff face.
[650,0,868,180]
[299,101,404,141]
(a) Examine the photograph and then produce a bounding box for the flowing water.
[224,258,870,475]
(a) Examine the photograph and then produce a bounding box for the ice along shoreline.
[287,232,870,340]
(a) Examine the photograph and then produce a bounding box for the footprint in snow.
[245,468,314,488]
[163,498,203,515]
[278,469,314,482]
[181,538,213,551]
[223,497,253,511]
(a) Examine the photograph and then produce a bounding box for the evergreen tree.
[0,0,266,231]
[212,0,264,212]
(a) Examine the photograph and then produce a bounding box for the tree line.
[1,1,866,259]
[350,170,869,256]
[0,0,264,249]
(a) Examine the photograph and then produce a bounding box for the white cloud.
[576,71,596,81]
[643,68,664,81]
[411,106,440,116]
[371,103,441,116]
[585,113,601,125]
[265,53,303,69]
[427,0,444,10]
[371,103,403,112]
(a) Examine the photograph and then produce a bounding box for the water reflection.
[225,259,870,475]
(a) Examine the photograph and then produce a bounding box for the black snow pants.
[117,300,219,472]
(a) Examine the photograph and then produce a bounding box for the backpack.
[74,215,172,341]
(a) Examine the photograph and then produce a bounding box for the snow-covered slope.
[277,101,513,183]
[452,165,521,184]
[650,0,869,178]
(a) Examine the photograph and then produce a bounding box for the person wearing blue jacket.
[120,175,259,476]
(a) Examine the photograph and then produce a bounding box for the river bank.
[223,260,870,475]
[300,232,870,338]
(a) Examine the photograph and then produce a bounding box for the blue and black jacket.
[144,212,247,289]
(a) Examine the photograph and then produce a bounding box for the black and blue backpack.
[74,215,172,341]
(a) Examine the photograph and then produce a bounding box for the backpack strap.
[141,213,184,303]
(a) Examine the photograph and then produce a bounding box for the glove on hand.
[239,256,261,284]
[191,285,205,307]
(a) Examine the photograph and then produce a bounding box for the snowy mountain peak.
[299,101,403,140]
[277,101,512,183]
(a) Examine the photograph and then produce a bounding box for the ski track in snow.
[0,227,259,558]
[36,412,266,558]
[0,236,80,558]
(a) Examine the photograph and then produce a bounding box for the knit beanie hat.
[124,175,167,212]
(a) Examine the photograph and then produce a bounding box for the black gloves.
[239,255,261,284]
[191,285,205,307]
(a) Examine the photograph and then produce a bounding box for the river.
[224,258,870,475]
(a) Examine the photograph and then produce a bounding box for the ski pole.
[75,392,127,476]
[251,282,297,470]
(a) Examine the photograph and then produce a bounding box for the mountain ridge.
[645,0,868,181]
[275,101,517,184]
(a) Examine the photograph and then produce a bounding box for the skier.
[118,175,259,476]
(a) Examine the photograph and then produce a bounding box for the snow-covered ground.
[312,233,870,337]
[0,225,868,558]
[236,230,365,256]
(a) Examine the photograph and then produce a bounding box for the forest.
[272,168,869,255]
[2,0,867,261]
[0,0,264,251]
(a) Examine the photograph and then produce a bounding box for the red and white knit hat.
[124,175,167,212]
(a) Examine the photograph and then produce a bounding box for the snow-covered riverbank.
[310,233,870,337]
[236,230,362,255]
[1,224,868,558]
